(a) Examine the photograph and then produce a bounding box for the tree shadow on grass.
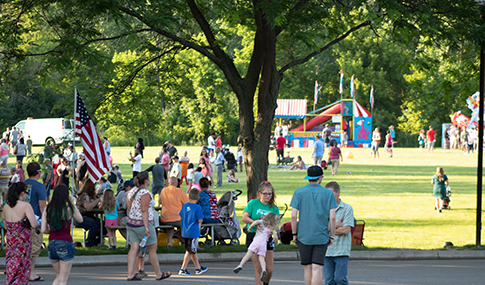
[363,218,469,228]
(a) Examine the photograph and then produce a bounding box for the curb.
[1,250,484,268]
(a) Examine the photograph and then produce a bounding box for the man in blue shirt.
[24,161,47,282]
[291,165,336,285]
[214,147,225,188]
[312,135,325,166]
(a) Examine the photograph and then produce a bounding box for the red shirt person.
[276,135,286,160]
[426,126,436,153]
[215,135,222,148]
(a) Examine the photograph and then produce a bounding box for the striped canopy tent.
[274,99,307,119]
[353,100,371,117]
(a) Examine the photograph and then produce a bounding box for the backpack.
[107,170,118,183]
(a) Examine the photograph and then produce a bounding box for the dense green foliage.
[0,1,482,147]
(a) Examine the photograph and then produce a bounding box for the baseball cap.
[304,165,324,180]
[124,180,135,188]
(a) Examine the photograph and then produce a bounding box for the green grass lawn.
[25,144,485,251]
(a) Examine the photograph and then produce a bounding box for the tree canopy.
[1,0,484,198]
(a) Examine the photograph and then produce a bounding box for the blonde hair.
[102,189,116,212]
[263,213,279,231]
[436,167,445,182]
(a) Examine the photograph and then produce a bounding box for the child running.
[418,129,426,153]
[233,212,279,281]
[178,188,208,276]
[102,188,119,250]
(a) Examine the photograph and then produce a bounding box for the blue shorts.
[48,240,75,262]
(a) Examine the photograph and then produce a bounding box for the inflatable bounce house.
[274,98,372,148]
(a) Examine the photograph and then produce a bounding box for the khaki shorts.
[127,223,157,246]
[31,229,43,257]
[331,159,340,171]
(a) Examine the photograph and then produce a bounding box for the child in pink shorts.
[233,213,279,282]
[102,188,119,250]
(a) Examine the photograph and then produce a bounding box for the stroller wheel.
[217,240,227,246]
[204,240,212,246]
[230,238,240,245]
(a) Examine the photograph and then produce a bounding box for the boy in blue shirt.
[178,189,207,276]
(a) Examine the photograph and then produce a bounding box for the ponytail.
[134,171,149,187]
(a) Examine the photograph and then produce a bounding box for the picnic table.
[78,208,105,247]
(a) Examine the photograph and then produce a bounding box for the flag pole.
[72,87,77,194]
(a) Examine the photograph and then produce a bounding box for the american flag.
[75,89,111,184]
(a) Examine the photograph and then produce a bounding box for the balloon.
[344,151,354,159]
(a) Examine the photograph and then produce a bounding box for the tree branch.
[118,5,219,64]
[279,20,372,74]
[186,0,217,47]
[0,28,155,58]
[185,0,245,96]
[101,45,184,105]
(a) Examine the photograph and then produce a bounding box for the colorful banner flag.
[314,81,319,104]
[75,89,111,184]
[370,85,374,109]
[350,75,355,98]
[339,71,344,94]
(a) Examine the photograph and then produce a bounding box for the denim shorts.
[48,240,75,262]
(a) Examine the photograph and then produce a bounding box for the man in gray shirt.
[145,156,167,196]
[10,127,19,149]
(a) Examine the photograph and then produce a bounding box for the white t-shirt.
[133,154,142,172]
[282,125,289,137]
[10,173,19,183]
[170,162,181,179]
[187,168,194,179]
[208,136,215,148]
[236,149,243,159]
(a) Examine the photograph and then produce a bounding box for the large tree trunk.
[240,12,282,200]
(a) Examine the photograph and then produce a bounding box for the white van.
[15,118,79,145]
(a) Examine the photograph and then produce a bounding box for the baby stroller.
[202,189,242,246]
[443,186,451,210]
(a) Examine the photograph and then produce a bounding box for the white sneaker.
[196,266,208,275]
[233,265,243,274]
[178,269,191,276]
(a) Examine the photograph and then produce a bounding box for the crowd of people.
[0,126,455,285]
[445,124,480,155]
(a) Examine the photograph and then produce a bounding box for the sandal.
[127,275,142,281]
[156,272,171,280]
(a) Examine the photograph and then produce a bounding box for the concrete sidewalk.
[2,249,485,268]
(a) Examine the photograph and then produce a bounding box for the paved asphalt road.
[2,259,485,284]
